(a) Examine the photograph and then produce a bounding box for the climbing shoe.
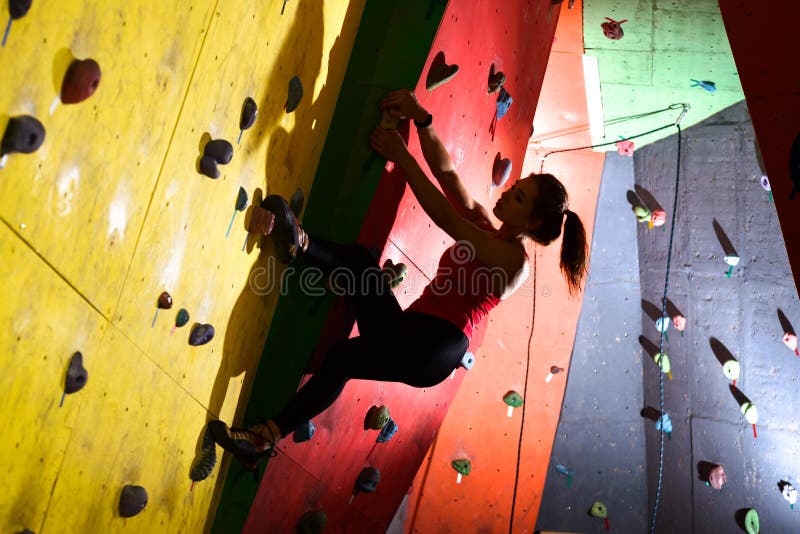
[260,195,306,263]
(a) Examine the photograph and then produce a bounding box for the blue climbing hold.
[376,418,398,443]
[496,88,513,120]
[690,79,716,93]
[293,420,316,443]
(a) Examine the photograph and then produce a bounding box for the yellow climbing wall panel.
[0,0,365,532]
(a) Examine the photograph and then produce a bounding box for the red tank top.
[407,237,503,340]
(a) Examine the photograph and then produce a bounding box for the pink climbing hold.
[708,465,727,490]
[601,17,628,40]
[672,314,686,331]
[615,139,634,156]
[651,209,666,227]
[783,332,799,356]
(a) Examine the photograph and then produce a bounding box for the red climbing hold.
[601,17,628,40]
[61,58,101,104]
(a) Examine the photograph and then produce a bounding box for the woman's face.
[493,177,539,227]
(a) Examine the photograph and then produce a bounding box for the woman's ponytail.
[560,209,588,295]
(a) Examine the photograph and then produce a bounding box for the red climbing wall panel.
[244,1,571,532]
[718,0,800,294]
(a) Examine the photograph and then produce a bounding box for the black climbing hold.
[239,97,257,131]
[157,291,173,309]
[64,351,88,394]
[175,308,189,328]
[293,420,316,443]
[190,424,217,482]
[426,51,459,91]
[235,186,248,211]
[296,510,327,534]
[285,76,303,113]
[1,115,45,156]
[289,187,304,217]
[199,155,220,179]
[61,58,101,104]
[9,0,32,19]
[354,467,380,494]
[376,418,398,443]
[189,323,215,346]
[487,64,506,94]
[204,139,233,165]
[119,485,148,517]
[789,131,800,200]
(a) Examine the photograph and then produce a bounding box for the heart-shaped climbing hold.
[426,51,459,91]
[61,58,101,104]
[1,115,45,156]
[492,153,513,188]
[189,323,215,346]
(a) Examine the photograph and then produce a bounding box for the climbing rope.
[509,246,536,534]
[650,123,682,534]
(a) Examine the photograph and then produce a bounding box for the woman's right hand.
[380,90,428,123]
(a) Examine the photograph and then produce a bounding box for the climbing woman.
[208,89,588,475]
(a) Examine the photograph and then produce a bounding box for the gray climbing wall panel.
[537,153,648,533]
[636,100,800,533]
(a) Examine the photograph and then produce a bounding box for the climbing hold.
[633,205,651,222]
[495,88,513,121]
[545,365,564,382]
[654,352,670,374]
[239,97,258,132]
[376,418,398,443]
[1,115,45,156]
[615,139,634,156]
[190,424,217,482]
[293,420,316,443]
[487,64,506,94]
[673,314,686,333]
[204,139,233,165]
[382,259,408,289]
[175,309,190,328]
[61,351,88,406]
[744,509,759,534]
[60,58,101,104]
[289,187,304,217]
[655,413,672,436]
[740,401,758,425]
[708,465,727,489]
[655,316,670,333]
[2,0,32,47]
[555,464,574,487]
[189,323,215,346]
[760,175,771,192]
[589,501,610,530]
[199,155,220,179]
[780,481,797,508]
[158,291,173,309]
[451,458,471,476]
[783,332,799,356]
[492,153,512,188]
[425,51,459,91]
[118,485,148,518]
[285,76,303,113]
[364,405,390,430]
[651,209,666,227]
[354,467,381,494]
[690,79,717,93]
[249,206,275,236]
[503,390,524,408]
[460,351,474,370]
[724,254,739,278]
[296,510,327,534]
[601,17,627,40]
[225,187,249,238]
[723,360,740,382]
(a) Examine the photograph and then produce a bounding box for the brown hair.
[526,173,588,295]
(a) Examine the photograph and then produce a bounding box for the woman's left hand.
[370,127,411,163]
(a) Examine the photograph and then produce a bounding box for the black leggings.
[272,238,469,437]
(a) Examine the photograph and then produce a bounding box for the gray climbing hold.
[118,485,148,518]
[1,115,45,156]
[354,467,380,494]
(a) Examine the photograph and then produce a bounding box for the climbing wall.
[0,1,365,532]
[406,2,605,532]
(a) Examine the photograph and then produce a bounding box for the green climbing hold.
[744,508,759,534]
[296,509,327,534]
[235,187,248,211]
[740,402,758,424]
[590,501,607,519]
[451,458,471,476]
[633,205,651,222]
[175,309,190,328]
[654,352,671,374]
[503,390,524,408]
[364,405,390,430]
